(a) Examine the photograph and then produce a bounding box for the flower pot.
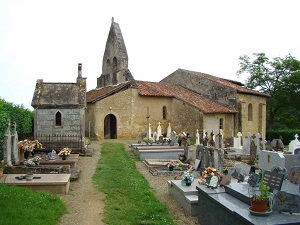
[250,197,268,212]
[25,173,34,181]
[186,182,192,186]
[61,154,67,160]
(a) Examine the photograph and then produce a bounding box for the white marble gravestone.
[196,129,200,145]
[157,122,162,137]
[167,122,171,139]
[289,134,300,154]
[242,132,251,154]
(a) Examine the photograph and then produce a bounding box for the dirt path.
[58,140,198,225]
[58,141,105,225]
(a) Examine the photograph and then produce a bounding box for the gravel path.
[58,140,198,225]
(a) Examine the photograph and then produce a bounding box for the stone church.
[85,19,270,140]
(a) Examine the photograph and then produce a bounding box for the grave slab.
[196,184,300,225]
[39,157,78,168]
[5,174,71,194]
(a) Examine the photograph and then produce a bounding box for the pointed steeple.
[97,18,135,88]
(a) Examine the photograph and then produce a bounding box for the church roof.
[168,69,270,98]
[137,81,236,114]
[87,82,132,103]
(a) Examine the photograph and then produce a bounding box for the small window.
[55,111,62,126]
[219,118,223,130]
[162,106,167,120]
[248,104,253,121]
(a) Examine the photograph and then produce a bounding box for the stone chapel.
[85,19,270,140]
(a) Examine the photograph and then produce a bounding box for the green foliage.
[93,142,175,225]
[0,98,34,159]
[237,53,300,130]
[266,129,300,145]
[0,184,67,225]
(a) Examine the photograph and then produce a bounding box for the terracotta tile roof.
[136,81,236,114]
[178,69,270,97]
[86,82,131,103]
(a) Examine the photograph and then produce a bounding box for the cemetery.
[1,118,300,225]
[131,122,300,225]
[0,121,83,194]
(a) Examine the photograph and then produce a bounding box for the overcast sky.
[1,0,300,110]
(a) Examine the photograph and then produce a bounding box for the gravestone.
[209,130,215,147]
[11,122,19,165]
[148,123,152,140]
[3,120,12,166]
[203,131,209,147]
[170,131,176,146]
[153,132,157,142]
[283,154,300,176]
[289,134,300,154]
[166,122,171,139]
[258,150,285,172]
[248,173,260,187]
[272,191,300,214]
[249,137,256,162]
[195,129,200,145]
[158,135,163,143]
[295,148,300,154]
[233,132,242,150]
[242,132,251,154]
[157,122,162,137]
[263,170,284,192]
[271,138,284,151]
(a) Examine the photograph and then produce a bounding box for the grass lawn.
[0,184,66,225]
[93,142,175,225]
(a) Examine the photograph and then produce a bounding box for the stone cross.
[3,120,12,166]
[147,123,152,140]
[196,129,200,145]
[255,133,261,155]
[11,122,19,165]
[237,132,242,148]
[170,131,176,146]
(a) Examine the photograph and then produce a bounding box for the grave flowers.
[181,165,195,186]
[24,156,41,167]
[167,160,176,171]
[201,167,221,188]
[58,148,72,160]
[18,139,43,159]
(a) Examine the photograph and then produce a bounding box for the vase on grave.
[24,151,30,160]
[169,165,175,171]
[61,154,67,160]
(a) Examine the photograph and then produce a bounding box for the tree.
[237,53,300,130]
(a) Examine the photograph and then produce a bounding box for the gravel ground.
[58,140,198,225]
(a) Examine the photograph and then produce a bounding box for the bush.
[266,129,300,145]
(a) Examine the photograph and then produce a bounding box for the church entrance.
[104,114,117,139]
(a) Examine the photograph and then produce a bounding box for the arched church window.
[248,103,253,121]
[219,118,223,129]
[162,106,167,120]
[55,111,62,126]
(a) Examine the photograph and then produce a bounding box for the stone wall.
[34,108,85,135]
[237,93,267,138]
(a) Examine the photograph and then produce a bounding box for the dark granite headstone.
[263,170,284,192]
[248,173,260,187]
[272,191,300,214]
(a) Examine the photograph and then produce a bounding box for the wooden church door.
[104,114,117,139]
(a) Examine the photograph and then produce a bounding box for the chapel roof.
[31,80,86,108]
